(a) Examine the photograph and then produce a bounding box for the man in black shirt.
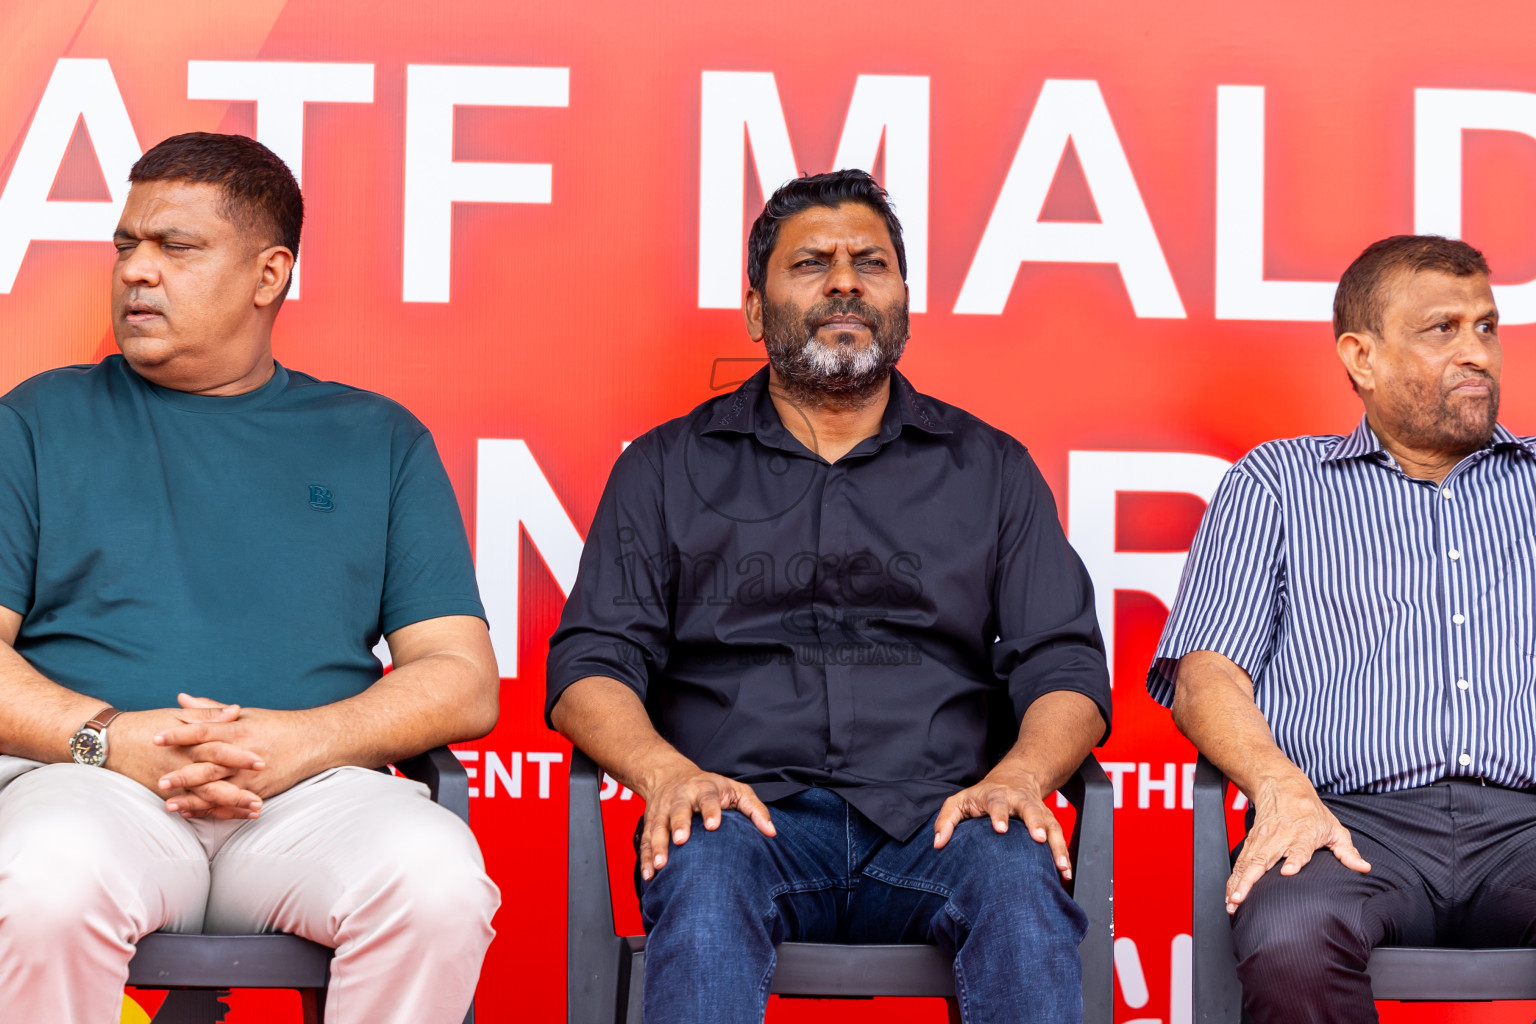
[547,169,1110,1024]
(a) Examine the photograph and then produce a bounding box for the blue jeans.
[637,786,1086,1024]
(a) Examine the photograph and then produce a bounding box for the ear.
[1336,329,1377,394]
[253,246,295,309]
[744,287,765,343]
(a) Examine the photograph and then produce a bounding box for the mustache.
[120,293,165,316]
[800,296,886,336]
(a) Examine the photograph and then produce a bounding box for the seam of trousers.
[845,798,855,920]
[860,863,959,902]
[765,877,848,901]
[952,939,972,1024]
[941,898,973,933]
[758,906,781,1019]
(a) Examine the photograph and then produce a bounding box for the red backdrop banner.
[4,2,1536,1020]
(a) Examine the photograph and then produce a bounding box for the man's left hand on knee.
[933,769,1072,880]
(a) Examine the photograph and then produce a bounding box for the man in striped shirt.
[1149,234,1536,1023]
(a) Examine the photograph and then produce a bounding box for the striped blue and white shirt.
[1149,416,1536,794]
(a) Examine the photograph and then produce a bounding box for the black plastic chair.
[1192,754,1536,1021]
[129,747,476,1024]
[568,748,1114,1023]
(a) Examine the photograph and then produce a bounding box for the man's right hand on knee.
[1167,651,1373,915]
[1225,772,1372,915]
[548,677,778,880]
[638,768,775,881]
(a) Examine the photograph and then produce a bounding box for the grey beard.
[761,297,909,406]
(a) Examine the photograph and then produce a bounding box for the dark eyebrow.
[112,226,205,244]
[787,242,890,260]
[1414,307,1499,327]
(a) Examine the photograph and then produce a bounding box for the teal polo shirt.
[0,356,485,711]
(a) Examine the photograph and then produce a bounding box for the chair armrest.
[568,748,617,935]
[568,747,625,1023]
[1192,754,1242,1024]
[395,746,470,825]
[1061,754,1113,1024]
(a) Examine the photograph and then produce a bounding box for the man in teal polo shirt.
[0,132,500,1023]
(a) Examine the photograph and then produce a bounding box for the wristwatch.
[69,706,123,768]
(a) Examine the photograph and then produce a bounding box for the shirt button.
[1442,489,1453,501]
[1459,753,1472,767]
[1448,549,1461,560]
[1452,613,1466,625]
[1457,679,1470,690]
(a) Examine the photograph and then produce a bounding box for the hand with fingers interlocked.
[147,692,278,819]
[103,695,266,818]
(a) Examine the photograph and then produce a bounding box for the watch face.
[70,728,106,767]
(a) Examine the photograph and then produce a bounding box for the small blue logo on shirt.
[308,484,335,512]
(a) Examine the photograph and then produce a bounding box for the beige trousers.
[0,756,499,1024]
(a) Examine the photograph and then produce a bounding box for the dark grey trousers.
[1231,779,1536,1024]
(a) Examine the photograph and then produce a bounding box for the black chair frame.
[568,748,1114,1023]
[1192,753,1536,1022]
[129,746,476,1024]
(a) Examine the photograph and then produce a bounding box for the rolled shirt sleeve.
[545,439,673,724]
[990,445,1112,739]
[1146,459,1285,707]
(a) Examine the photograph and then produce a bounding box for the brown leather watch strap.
[85,706,122,732]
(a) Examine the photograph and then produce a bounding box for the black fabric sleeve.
[990,444,1112,740]
[545,439,674,725]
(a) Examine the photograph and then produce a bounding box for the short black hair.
[1334,235,1489,338]
[129,132,302,259]
[746,169,906,294]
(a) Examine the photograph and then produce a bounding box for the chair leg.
[621,947,644,1024]
[300,988,326,1024]
[149,990,232,1023]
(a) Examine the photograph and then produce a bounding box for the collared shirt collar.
[701,366,953,453]
[1323,415,1536,465]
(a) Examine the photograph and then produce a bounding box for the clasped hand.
[933,767,1074,880]
[112,694,303,820]
[1224,774,1372,914]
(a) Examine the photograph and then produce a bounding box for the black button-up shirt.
[546,368,1110,839]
